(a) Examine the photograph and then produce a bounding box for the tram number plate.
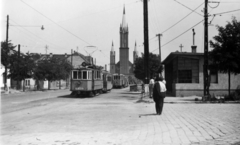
[75,87,83,90]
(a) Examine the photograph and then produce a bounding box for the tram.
[70,63,112,97]
[112,73,129,88]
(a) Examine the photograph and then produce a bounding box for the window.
[210,70,218,83]
[82,71,87,79]
[107,76,112,81]
[25,80,30,86]
[178,70,192,83]
[94,71,96,79]
[78,71,82,79]
[73,71,78,79]
[88,71,92,80]
[177,57,199,83]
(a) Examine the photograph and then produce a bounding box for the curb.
[1,88,69,96]
[139,98,240,104]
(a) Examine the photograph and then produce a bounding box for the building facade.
[162,49,240,97]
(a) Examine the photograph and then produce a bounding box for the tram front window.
[78,71,82,79]
[83,71,87,79]
[73,71,77,79]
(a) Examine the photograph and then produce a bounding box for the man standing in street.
[153,76,167,115]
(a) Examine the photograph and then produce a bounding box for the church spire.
[134,41,137,51]
[121,5,127,32]
[111,41,114,51]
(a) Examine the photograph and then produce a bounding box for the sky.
[1,0,240,70]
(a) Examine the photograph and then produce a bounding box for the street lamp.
[4,15,44,90]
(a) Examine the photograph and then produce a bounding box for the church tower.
[133,41,138,63]
[119,6,129,75]
[110,41,115,74]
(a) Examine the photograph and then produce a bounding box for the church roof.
[115,60,133,74]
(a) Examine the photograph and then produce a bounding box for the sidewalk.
[133,90,240,104]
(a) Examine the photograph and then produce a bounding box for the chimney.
[105,64,107,71]
[191,46,197,53]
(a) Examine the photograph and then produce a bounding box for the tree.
[133,53,163,82]
[33,56,73,90]
[209,17,240,97]
[8,53,36,90]
[1,41,16,89]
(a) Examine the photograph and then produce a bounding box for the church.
[110,7,138,77]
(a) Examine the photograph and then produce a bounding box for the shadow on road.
[135,99,153,103]
[119,95,138,101]
[139,113,157,117]
[120,92,140,95]
[57,94,94,99]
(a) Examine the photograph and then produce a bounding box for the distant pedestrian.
[153,76,167,115]
[141,83,145,97]
[149,78,154,98]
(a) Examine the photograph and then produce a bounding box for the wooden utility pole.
[143,0,149,84]
[70,49,73,89]
[204,0,209,96]
[156,34,162,63]
[4,15,9,90]
[17,44,20,90]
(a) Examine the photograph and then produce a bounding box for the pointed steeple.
[134,41,137,51]
[121,5,127,32]
[111,41,114,51]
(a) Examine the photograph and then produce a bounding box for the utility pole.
[204,0,209,96]
[70,49,73,89]
[17,44,20,90]
[143,0,149,84]
[4,15,9,91]
[156,34,162,63]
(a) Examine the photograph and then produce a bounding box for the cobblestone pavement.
[1,89,240,145]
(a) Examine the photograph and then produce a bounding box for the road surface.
[1,88,240,145]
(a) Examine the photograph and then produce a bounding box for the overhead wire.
[208,1,220,8]
[21,0,92,46]
[160,2,204,34]
[9,19,65,50]
[212,8,240,16]
[173,0,203,17]
[151,8,240,53]
[151,19,204,53]
[145,1,204,48]
[44,0,139,27]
